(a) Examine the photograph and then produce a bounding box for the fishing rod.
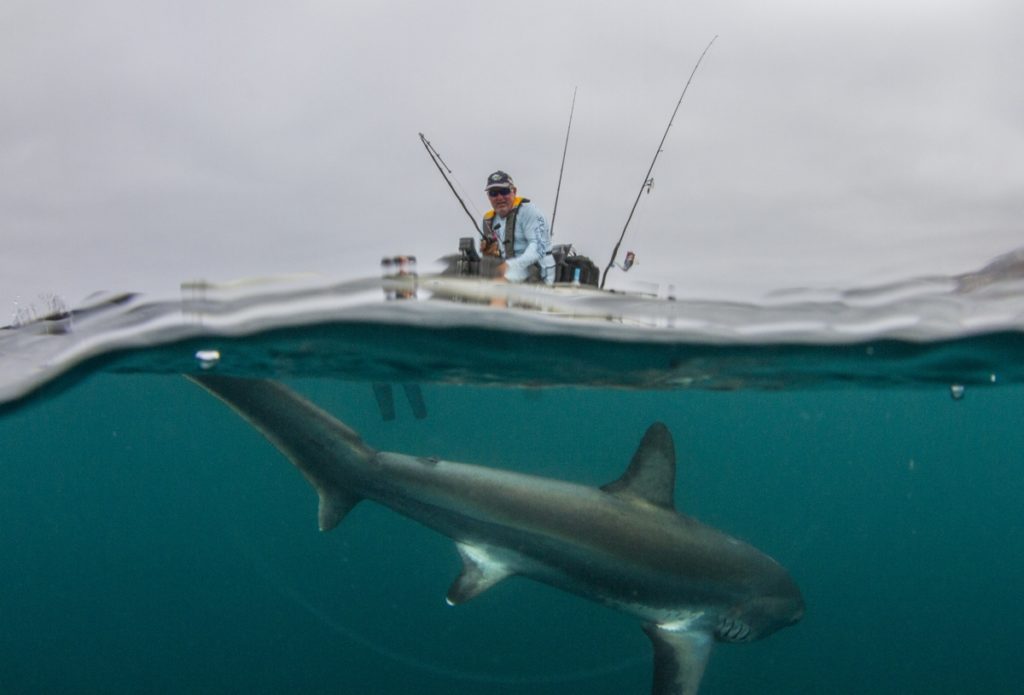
[549,86,578,238]
[418,132,483,239]
[599,35,718,290]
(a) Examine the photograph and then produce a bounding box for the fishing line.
[451,172,483,221]
[229,508,646,686]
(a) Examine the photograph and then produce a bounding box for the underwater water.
[1,261,1023,694]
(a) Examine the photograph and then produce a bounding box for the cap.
[485,170,515,190]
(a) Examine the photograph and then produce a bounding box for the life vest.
[482,197,529,259]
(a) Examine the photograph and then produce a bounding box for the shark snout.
[790,601,805,625]
[734,589,804,641]
[784,582,806,626]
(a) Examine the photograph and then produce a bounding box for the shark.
[190,374,804,694]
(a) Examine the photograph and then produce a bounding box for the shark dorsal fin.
[601,422,677,510]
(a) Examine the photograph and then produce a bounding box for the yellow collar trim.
[484,197,526,219]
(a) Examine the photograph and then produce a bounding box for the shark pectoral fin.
[317,487,362,532]
[445,543,513,606]
[643,624,713,695]
[601,422,677,511]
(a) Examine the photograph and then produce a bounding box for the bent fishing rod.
[600,35,718,290]
[419,133,483,239]
[549,86,578,239]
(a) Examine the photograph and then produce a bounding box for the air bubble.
[195,349,221,370]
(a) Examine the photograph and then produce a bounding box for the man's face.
[488,186,516,217]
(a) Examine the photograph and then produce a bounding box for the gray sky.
[3,0,1022,314]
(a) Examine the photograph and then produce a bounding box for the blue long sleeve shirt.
[491,201,554,283]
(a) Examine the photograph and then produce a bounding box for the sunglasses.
[487,188,512,197]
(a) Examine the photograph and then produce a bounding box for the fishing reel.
[614,251,636,272]
[480,236,502,258]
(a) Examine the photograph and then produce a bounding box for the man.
[481,171,555,284]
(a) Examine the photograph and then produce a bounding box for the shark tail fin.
[188,374,373,532]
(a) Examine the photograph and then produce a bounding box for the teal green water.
[2,330,1022,693]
